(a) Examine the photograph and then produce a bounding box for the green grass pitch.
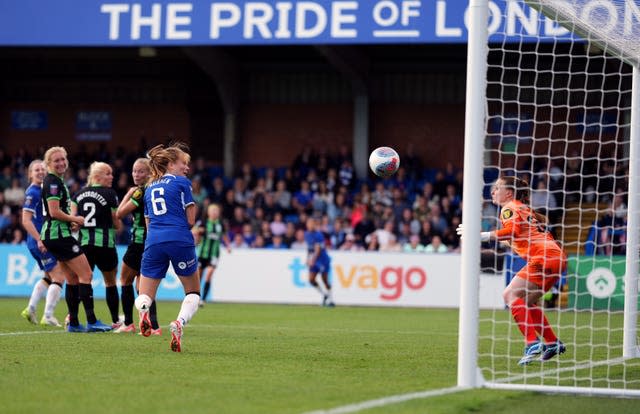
[0,298,638,413]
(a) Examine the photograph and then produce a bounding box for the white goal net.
[460,0,640,397]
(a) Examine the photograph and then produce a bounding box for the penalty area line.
[301,386,464,414]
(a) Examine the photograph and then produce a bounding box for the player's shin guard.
[79,283,97,324]
[65,284,80,325]
[149,301,159,330]
[105,285,120,324]
[121,284,135,325]
[510,297,538,344]
[529,304,558,344]
[28,278,49,311]
[202,281,211,301]
[44,282,62,318]
[177,293,200,327]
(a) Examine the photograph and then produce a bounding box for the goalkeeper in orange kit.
[458,176,566,365]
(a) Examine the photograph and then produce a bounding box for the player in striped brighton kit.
[40,146,111,332]
[71,161,122,329]
[114,158,161,334]
[194,203,231,306]
[135,143,200,352]
[20,159,67,327]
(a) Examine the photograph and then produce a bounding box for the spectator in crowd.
[209,176,226,204]
[365,232,380,251]
[404,234,425,253]
[267,234,288,249]
[4,177,25,207]
[380,234,402,252]
[425,235,448,253]
[338,159,355,190]
[273,179,292,214]
[269,211,286,236]
[374,220,396,250]
[290,228,308,250]
[231,232,249,249]
[232,177,249,206]
[191,176,208,207]
[0,144,470,255]
[597,201,627,256]
[292,180,313,214]
[339,233,363,251]
[312,180,332,216]
[0,166,12,191]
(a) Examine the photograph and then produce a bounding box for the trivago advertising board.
[0,0,600,46]
[0,244,505,308]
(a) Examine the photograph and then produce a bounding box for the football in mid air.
[369,146,400,178]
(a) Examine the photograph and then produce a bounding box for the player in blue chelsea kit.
[305,217,335,307]
[20,160,67,327]
[135,143,200,352]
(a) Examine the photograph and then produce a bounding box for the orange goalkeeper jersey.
[496,199,563,261]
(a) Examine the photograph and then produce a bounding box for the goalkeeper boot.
[540,340,566,362]
[518,341,543,366]
[21,307,37,325]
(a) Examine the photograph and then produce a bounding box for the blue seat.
[208,166,224,178]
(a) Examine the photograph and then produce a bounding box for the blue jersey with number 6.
[144,174,195,247]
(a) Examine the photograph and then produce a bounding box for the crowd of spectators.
[0,143,465,253]
[0,143,630,256]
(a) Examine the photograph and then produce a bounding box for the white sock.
[325,288,333,302]
[135,294,153,312]
[177,294,200,327]
[28,279,49,311]
[44,283,62,318]
[313,284,326,297]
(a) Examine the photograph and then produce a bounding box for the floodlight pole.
[458,0,489,388]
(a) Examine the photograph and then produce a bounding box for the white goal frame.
[458,0,640,397]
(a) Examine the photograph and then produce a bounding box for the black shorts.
[123,243,144,273]
[82,245,118,273]
[198,256,219,269]
[42,236,84,262]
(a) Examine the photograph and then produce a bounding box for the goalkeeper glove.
[456,224,490,241]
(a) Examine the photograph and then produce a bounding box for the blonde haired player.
[135,143,200,352]
[71,161,122,329]
[457,176,566,365]
[40,146,111,332]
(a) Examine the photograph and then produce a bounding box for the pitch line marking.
[301,386,464,414]
[492,356,630,384]
[189,323,453,336]
[0,330,65,337]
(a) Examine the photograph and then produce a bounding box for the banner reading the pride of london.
[0,0,597,46]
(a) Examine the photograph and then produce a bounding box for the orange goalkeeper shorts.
[515,252,567,292]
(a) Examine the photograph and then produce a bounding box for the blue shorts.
[141,242,198,279]
[28,245,57,272]
[310,254,331,274]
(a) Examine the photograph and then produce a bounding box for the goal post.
[459,0,640,396]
